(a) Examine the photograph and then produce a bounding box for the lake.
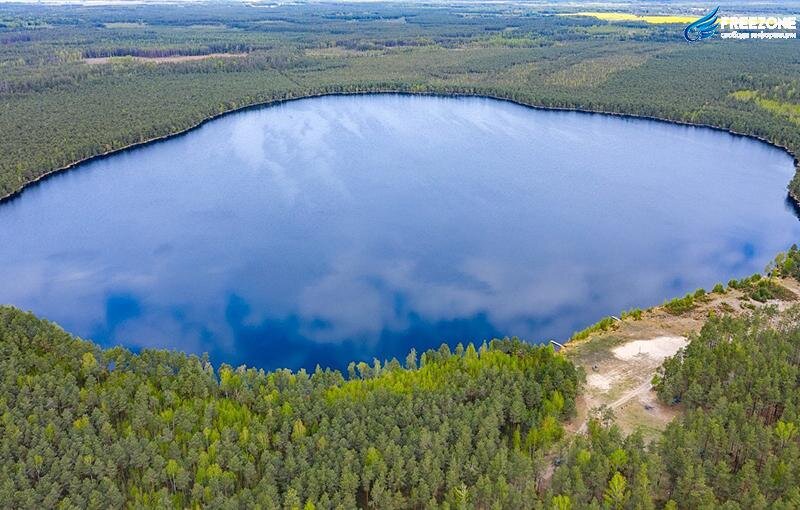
[1,94,798,371]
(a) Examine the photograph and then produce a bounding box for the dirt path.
[570,335,686,436]
[535,277,800,491]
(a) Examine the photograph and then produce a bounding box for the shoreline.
[2,89,799,208]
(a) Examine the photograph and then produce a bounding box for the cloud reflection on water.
[0,95,798,371]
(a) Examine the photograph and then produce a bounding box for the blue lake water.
[1,94,798,370]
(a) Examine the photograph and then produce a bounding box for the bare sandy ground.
[612,336,687,362]
[84,53,247,65]
[569,335,687,436]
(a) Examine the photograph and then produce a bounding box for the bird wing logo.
[684,6,720,42]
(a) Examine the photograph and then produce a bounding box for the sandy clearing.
[612,335,687,362]
[586,373,612,391]
[568,334,688,437]
[551,279,798,491]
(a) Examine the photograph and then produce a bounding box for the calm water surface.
[1,95,798,370]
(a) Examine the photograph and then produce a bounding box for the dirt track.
[569,334,686,436]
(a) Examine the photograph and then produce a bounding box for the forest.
[4,2,800,508]
[0,306,582,508]
[5,301,800,508]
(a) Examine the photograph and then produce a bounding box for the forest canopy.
[0,306,582,508]
[5,304,800,508]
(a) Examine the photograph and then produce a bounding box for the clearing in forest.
[562,276,800,439]
[84,53,247,65]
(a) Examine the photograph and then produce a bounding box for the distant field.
[84,52,247,65]
[103,22,146,29]
[567,12,696,24]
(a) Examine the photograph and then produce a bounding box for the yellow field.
[566,12,696,25]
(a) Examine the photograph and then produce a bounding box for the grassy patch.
[664,293,697,315]
[570,316,619,341]
[728,273,796,303]
[566,334,625,363]
[621,308,643,320]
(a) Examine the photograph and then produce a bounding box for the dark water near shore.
[1,94,798,370]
